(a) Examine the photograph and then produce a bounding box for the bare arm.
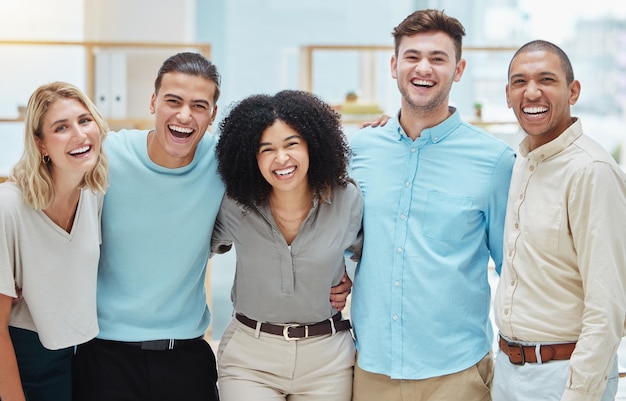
[0,294,27,401]
[330,271,352,312]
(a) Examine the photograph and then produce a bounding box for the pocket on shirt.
[522,206,562,251]
[422,191,472,242]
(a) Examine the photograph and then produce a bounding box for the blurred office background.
[1,0,625,346]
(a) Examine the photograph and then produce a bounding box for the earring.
[42,154,51,164]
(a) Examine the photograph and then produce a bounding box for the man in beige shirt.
[493,40,626,401]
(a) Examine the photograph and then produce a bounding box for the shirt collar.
[393,106,461,143]
[518,117,583,161]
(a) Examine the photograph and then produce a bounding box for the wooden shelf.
[299,44,518,93]
[299,45,519,130]
[0,41,208,133]
[0,40,211,101]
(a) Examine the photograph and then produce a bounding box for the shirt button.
[519,193,523,200]
[392,315,399,321]
[514,223,519,229]
[394,281,400,286]
[405,182,410,187]
[529,165,535,172]
[504,308,509,315]
[410,147,416,153]
[400,214,406,220]
[397,247,403,254]
[510,280,516,286]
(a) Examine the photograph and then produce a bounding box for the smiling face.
[392,31,466,117]
[506,49,580,151]
[148,72,218,168]
[37,97,101,181]
[257,120,310,196]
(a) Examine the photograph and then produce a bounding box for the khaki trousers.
[217,316,355,401]
[353,352,493,401]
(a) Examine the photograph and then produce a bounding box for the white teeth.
[412,79,434,87]
[69,145,90,155]
[274,167,296,176]
[169,125,193,134]
[523,107,548,114]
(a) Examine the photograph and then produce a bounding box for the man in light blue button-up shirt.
[350,9,515,401]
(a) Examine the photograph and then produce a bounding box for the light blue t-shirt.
[349,110,515,379]
[97,129,225,341]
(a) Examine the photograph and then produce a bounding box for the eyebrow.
[48,118,69,129]
[403,49,450,58]
[48,113,92,129]
[164,93,212,107]
[510,71,559,81]
[259,134,302,147]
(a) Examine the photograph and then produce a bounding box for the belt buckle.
[507,341,526,365]
[283,323,307,341]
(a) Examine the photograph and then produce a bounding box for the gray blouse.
[211,181,363,324]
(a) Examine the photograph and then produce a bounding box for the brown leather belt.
[499,336,576,365]
[235,313,351,341]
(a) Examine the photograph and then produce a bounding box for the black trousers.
[10,326,74,401]
[72,338,219,401]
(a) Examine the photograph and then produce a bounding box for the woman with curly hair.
[212,89,363,401]
[0,81,108,401]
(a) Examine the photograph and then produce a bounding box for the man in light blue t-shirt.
[72,52,224,401]
[350,9,515,401]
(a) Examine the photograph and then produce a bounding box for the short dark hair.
[154,52,221,103]
[216,90,350,208]
[509,40,575,84]
[392,9,465,62]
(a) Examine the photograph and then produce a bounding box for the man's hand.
[330,271,353,311]
[360,114,391,128]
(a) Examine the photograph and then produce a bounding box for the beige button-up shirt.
[495,118,626,401]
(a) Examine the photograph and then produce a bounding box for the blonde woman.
[0,82,108,401]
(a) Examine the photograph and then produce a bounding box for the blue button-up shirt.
[349,109,514,379]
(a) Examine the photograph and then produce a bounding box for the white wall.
[84,0,195,42]
[0,0,86,175]
[84,0,197,119]
[197,0,417,123]
[0,0,196,175]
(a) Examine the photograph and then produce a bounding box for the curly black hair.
[216,90,350,208]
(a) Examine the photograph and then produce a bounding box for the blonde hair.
[10,81,109,209]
